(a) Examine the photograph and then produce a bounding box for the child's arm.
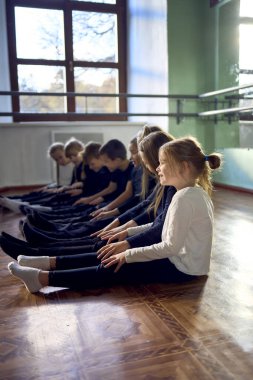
[97,223,153,260]
[70,181,83,189]
[104,194,193,269]
[105,181,133,211]
[66,188,83,196]
[91,181,133,216]
[91,208,120,221]
[91,219,137,238]
[74,181,117,205]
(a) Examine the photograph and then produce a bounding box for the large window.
[6,0,127,121]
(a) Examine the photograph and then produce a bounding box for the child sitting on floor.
[7,136,222,293]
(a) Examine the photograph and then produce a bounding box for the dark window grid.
[6,0,127,121]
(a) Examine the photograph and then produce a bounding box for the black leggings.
[49,253,196,290]
[40,240,105,256]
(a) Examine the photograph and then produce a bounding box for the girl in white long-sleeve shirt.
[124,186,214,275]
[7,137,222,293]
[102,136,221,275]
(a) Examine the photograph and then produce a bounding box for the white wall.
[0,122,143,188]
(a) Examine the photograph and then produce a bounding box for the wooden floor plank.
[0,188,253,379]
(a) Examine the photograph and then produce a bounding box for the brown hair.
[137,124,164,145]
[129,136,138,146]
[99,139,127,160]
[138,131,174,215]
[160,136,222,196]
[83,141,102,162]
[137,124,174,200]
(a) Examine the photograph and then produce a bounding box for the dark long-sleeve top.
[82,166,111,196]
[125,186,176,248]
[117,184,158,225]
[70,161,87,185]
[102,161,134,203]
[117,167,156,215]
[131,165,143,196]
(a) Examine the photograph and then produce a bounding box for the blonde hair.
[138,131,174,215]
[137,124,164,145]
[64,138,86,180]
[64,137,85,158]
[47,142,64,158]
[160,136,222,196]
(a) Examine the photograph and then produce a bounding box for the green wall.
[214,148,253,191]
[167,0,240,152]
[214,0,240,148]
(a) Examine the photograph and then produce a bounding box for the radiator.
[51,131,104,145]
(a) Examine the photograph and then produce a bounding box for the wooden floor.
[0,188,253,380]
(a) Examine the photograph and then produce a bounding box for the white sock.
[30,205,52,211]
[8,262,42,293]
[18,255,50,270]
[0,197,29,213]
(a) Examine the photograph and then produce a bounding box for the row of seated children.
[0,139,88,211]
[0,124,222,294]
[0,137,118,211]
[17,134,156,243]
[1,126,174,254]
[0,138,101,211]
[46,134,149,217]
[0,124,158,242]
[1,128,176,270]
[34,139,111,209]
[41,136,152,219]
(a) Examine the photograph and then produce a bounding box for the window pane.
[239,74,253,110]
[239,73,253,87]
[15,7,65,60]
[19,95,66,113]
[18,65,66,113]
[74,0,116,3]
[74,67,118,113]
[240,0,253,17]
[239,24,253,70]
[73,11,118,62]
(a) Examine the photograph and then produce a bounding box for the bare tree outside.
[73,11,117,62]
[14,5,119,114]
[15,7,65,60]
